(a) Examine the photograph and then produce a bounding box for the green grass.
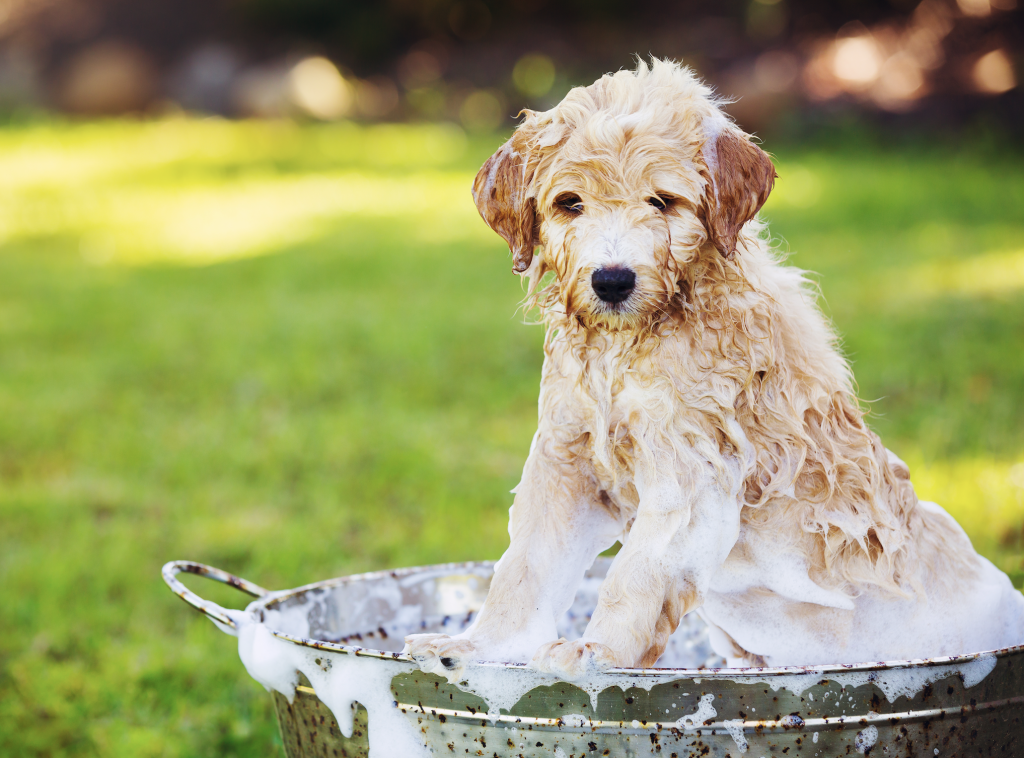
[0,118,1022,757]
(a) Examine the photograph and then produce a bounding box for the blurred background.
[1,1,1022,756]
[0,0,1022,131]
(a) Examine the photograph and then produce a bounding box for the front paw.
[403,633,478,683]
[530,639,618,680]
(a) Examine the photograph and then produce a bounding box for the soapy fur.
[405,58,1024,677]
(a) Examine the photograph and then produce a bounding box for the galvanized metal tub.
[163,559,1024,757]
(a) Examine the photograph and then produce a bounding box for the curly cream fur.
[406,59,1024,674]
[519,60,934,599]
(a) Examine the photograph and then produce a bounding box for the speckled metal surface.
[272,675,370,758]
[272,657,1024,757]
[164,559,1024,757]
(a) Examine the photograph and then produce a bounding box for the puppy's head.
[473,59,776,331]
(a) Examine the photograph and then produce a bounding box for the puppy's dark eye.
[555,193,584,215]
[648,195,670,211]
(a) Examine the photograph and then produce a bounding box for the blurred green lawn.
[1,118,1022,757]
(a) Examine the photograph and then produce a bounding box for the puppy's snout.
[592,267,636,304]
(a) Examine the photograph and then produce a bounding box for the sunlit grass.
[0,119,470,190]
[909,456,1024,555]
[69,171,487,265]
[0,118,1022,757]
[901,248,1024,298]
[0,118,479,265]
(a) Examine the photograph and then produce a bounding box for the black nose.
[592,267,636,304]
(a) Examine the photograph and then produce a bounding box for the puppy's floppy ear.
[472,137,536,274]
[701,126,777,259]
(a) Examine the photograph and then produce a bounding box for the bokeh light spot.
[957,0,992,16]
[512,53,556,97]
[973,49,1017,94]
[288,57,352,120]
[833,36,883,84]
[459,90,504,132]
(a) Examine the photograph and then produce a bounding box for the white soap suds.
[453,662,558,719]
[855,725,878,754]
[713,653,997,704]
[722,719,748,753]
[237,621,429,758]
[228,561,1006,758]
[830,654,998,703]
[676,693,717,730]
[961,653,999,686]
[570,669,672,711]
[454,661,681,715]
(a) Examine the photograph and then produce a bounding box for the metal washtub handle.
[162,560,270,634]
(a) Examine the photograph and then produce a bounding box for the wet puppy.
[405,59,1024,680]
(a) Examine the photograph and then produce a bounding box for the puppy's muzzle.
[592,267,636,304]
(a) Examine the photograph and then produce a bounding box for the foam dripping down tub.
[163,559,1024,757]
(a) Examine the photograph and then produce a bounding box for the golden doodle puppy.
[405,59,1024,680]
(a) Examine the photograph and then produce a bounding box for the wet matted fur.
[405,59,1024,679]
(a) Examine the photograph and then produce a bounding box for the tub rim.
[215,558,1024,678]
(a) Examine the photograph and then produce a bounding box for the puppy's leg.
[405,432,622,680]
[532,452,743,678]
